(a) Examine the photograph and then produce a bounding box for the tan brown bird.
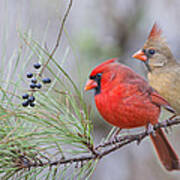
[132,23,180,114]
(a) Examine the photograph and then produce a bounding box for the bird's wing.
[128,77,176,114]
[150,91,176,114]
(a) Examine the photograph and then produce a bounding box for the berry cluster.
[22,62,51,107]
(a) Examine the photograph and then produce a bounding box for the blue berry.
[27,72,33,78]
[28,96,35,102]
[31,78,37,84]
[22,100,29,107]
[36,83,42,89]
[30,83,36,89]
[42,78,51,84]
[29,102,35,107]
[33,63,41,69]
[22,93,29,99]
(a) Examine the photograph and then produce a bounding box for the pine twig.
[39,0,73,76]
[15,116,180,170]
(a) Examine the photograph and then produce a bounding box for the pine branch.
[14,116,180,170]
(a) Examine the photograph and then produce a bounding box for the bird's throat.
[144,60,152,72]
[94,79,101,95]
[95,85,101,95]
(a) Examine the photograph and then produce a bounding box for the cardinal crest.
[148,23,163,40]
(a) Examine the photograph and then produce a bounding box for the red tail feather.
[150,128,180,171]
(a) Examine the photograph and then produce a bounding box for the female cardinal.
[132,23,180,114]
[84,58,180,171]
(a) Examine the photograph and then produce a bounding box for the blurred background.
[1,0,180,179]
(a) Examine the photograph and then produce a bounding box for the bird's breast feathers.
[94,83,159,128]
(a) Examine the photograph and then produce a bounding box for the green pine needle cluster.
[0,31,97,179]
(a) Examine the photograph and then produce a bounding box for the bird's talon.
[160,120,169,134]
[136,136,142,145]
[146,123,156,137]
[165,119,173,132]
[114,135,120,142]
[165,119,170,125]
[153,123,159,130]
[111,139,116,145]
[109,128,122,141]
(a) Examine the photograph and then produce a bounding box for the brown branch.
[15,116,180,170]
[38,0,73,77]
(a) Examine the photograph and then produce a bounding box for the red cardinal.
[84,58,180,171]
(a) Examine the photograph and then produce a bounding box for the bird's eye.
[96,73,102,78]
[96,73,102,79]
[148,49,155,55]
[89,73,102,80]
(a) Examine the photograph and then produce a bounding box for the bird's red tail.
[150,128,180,171]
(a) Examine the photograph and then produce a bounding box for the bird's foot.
[136,134,145,145]
[160,120,170,134]
[161,116,177,133]
[146,123,156,137]
[168,115,179,132]
[110,128,122,142]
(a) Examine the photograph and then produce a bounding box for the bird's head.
[84,58,119,95]
[132,23,175,72]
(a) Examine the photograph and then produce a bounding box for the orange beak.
[132,50,148,62]
[84,79,98,91]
